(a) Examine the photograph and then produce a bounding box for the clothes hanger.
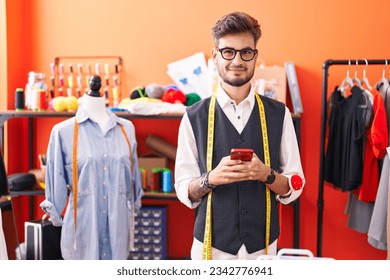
[376,59,389,90]
[352,60,362,88]
[338,60,353,93]
[361,59,373,91]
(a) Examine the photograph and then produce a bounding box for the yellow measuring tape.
[72,119,135,250]
[255,93,271,255]
[119,125,136,252]
[201,93,271,259]
[201,92,217,260]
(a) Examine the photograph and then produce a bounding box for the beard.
[218,64,255,87]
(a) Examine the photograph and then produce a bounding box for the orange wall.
[4,0,390,260]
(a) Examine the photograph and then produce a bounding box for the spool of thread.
[162,169,173,193]
[150,168,162,192]
[31,89,38,111]
[15,88,25,111]
[140,168,148,191]
[38,90,47,111]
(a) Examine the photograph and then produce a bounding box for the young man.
[174,11,305,260]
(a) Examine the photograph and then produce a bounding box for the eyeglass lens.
[219,48,257,61]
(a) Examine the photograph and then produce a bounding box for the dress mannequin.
[40,74,143,260]
[82,75,109,132]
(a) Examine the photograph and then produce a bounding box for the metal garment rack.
[317,59,389,257]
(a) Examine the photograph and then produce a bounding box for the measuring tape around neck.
[201,92,216,260]
[72,119,136,251]
[255,93,271,255]
[201,93,271,259]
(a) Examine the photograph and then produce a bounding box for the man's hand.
[208,153,270,186]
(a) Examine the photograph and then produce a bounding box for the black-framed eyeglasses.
[218,47,258,61]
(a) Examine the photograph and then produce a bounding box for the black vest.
[187,95,285,254]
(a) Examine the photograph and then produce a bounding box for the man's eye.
[223,50,234,55]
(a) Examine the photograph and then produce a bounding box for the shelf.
[0,110,183,126]
[8,189,177,200]
[142,191,177,200]
[0,109,297,126]
[0,110,183,154]
[10,189,45,197]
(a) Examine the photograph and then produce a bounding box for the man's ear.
[211,48,218,61]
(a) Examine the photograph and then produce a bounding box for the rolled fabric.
[145,134,177,161]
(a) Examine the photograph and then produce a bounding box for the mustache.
[226,65,247,71]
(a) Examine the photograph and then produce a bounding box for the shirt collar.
[216,82,256,109]
[75,105,123,128]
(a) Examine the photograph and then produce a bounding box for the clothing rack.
[317,59,389,257]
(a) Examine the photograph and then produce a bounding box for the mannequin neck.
[81,94,109,131]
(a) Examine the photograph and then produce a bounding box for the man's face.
[212,32,257,87]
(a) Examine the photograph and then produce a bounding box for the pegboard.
[51,56,123,107]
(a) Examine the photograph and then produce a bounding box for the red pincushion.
[290,174,303,190]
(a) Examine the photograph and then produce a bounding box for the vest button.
[241,209,248,215]
[241,233,248,239]
[237,138,243,144]
[241,186,247,190]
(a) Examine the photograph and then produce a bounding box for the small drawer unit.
[128,206,167,260]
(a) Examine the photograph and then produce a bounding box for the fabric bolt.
[40,106,143,260]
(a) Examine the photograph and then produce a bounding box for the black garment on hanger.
[324,86,369,191]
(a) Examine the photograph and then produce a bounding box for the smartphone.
[230,148,254,161]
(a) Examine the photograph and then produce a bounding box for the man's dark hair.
[212,11,261,47]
